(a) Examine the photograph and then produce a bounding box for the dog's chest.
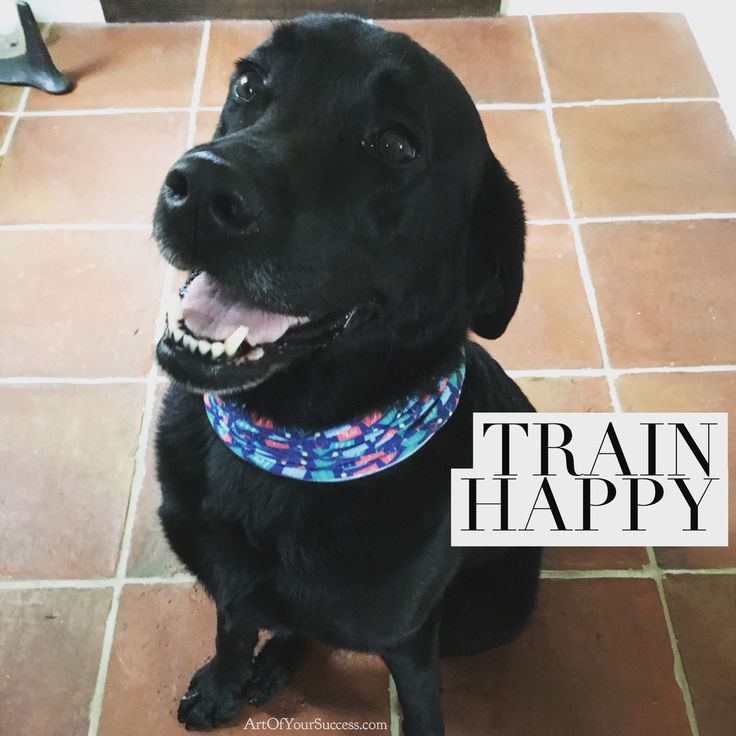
[156,385,470,642]
[160,427,454,638]
[188,468,447,644]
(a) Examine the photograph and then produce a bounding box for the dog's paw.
[177,660,244,731]
[243,634,304,707]
[243,662,290,707]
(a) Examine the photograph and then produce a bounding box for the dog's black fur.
[153,15,541,735]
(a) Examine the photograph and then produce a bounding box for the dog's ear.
[466,155,526,340]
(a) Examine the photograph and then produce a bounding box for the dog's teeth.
[247,346,265,361]
[224,325,249,357]
[198,339,211,355]
[173,327,184,343]
[210,341,225,359]
[183,334,197,352]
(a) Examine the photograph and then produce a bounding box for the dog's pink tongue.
[181,273,304,343]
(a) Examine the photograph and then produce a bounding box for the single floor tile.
[0,384,145,578]
[26,23,203,111]
[584,220,736,368]
[0,587,111,735]
[0,112,188,224]
[0,230,165,377]
[555,102,736,216]
[534,13,716,102]
[379,18,543,103]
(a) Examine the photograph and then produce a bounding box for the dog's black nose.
[161,150,261,232]
[164,168,189,204]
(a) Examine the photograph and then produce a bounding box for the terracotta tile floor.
[0,13,733,736]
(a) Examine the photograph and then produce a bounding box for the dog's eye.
[234,72,259,102]
[364,127,418,165]
[378,129,417,164]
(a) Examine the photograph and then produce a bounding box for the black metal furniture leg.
[0,2,73,94]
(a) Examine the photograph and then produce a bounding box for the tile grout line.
[541,568,652,579]
[527,15,621,413]
[527,34,728,736]
[388,676,401,736]
[0,87,30,156]
[529,16,701,736]
[646,547,702,736]
[84,359,160,736]
[578,212,736,223]
[0,575,197,590]
[551,96,719,108]
[84,266,172,736]
[3,106,192,117]
[543,567,736,578]
[0,376,151,385]
[509,364,736,378]
[186,21,212,146]
[0,96,722,120]
[0,223,153,231]
[2,212,735,232]
[3,566,736,592]
[530,212,736,224]
[85,21,212,736]
[477,97,721,111]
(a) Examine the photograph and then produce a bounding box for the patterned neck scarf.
[203,358,465,483]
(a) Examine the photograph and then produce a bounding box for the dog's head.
[154,14,525,396]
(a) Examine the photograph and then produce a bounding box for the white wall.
[25,0,104,22]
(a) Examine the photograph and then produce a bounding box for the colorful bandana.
[203,359,465,483]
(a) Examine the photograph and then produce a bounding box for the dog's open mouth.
[156,270,367,392]
[166,271,310,361]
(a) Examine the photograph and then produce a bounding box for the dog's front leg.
[178,604,258,730]
[382,612,445,736]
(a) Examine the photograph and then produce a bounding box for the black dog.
[153,14,540,735]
